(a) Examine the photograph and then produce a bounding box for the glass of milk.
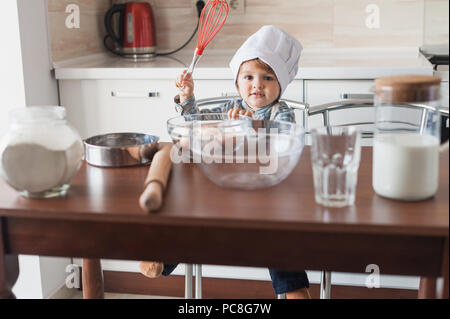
[373,75,443,201]
[311,126,361,207]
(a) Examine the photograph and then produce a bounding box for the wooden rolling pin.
[139,144,173,212]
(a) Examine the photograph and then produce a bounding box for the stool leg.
[195,264,202,299]
[185,264,193,299]
[320,271,332,299]
[277,293,286,299]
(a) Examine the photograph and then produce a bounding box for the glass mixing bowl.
[167,113,250,162]
[191,119,305,190]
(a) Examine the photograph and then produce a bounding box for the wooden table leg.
[439,237,449,299]
[418,277,436,299]
[82,258,104,299]
[0,219,18,299]
[419,237,449,299]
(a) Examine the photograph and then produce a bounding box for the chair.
[307,98,449,139]
[307,99,373,135]
[184,264,200,299]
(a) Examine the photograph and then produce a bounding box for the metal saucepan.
[84,133,159,167]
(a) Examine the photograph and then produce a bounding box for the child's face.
[236,60,281,109]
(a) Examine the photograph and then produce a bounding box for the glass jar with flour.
[373,75,446,201]
[0,106,83,198]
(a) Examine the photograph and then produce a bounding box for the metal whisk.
[183,0,229,81]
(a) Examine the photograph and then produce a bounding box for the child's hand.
[227,108,254,119]
[175,70,194,103]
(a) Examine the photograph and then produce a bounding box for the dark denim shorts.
[162,264,309,294]
[162,263,178,276]
[268,268,309,294]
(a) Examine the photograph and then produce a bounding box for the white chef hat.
[229,25,303,96]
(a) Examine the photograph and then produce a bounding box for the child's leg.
[139,262,178,278]
[268,269,311,299]
[162,263,178,276]
[286,288,311,299]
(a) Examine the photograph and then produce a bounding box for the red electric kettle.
[104,2,156,60]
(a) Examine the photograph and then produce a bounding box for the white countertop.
[54,47,434,80]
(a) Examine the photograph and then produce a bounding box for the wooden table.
[0,147,448,299]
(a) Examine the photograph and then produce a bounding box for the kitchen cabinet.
[59,79,178,141]
[194,79,238,98]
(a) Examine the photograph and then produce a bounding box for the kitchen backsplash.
[48,0,449,62]
[48,0,111,62]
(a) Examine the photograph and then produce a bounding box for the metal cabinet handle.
[340,93,374,100]
[111,91,160,98]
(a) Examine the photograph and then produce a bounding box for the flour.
[1,141,83,193]
[0,106,84,195]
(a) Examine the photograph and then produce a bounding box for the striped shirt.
[178,96,296,123]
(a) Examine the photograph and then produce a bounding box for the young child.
[174,25,301,122]
[140,25,310,299]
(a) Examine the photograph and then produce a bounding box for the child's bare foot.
[286,288,312,299]
[139,261,164,278]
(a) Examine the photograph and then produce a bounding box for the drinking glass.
[311,126,361,207]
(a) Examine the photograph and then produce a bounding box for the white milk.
[373,133,440,201]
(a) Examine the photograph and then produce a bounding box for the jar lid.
[9,106,66,124]
[375,75,441,103]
